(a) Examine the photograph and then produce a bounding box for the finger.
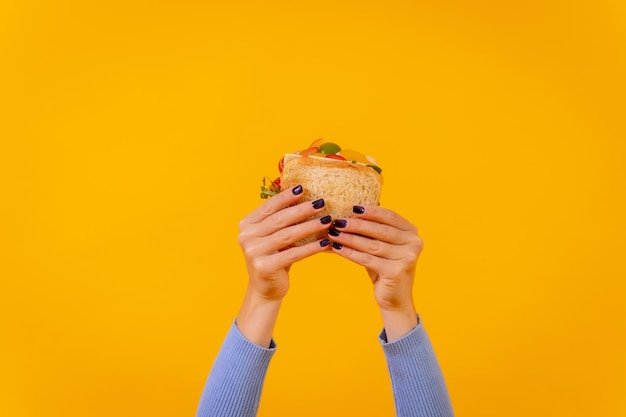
[327,227,401,259]
[331,218,413,245]
[268,237,333,269]
[328,239,392,272]
[244,185,304,225]
[247,216,333,254]
[254,197,327,237]
[351,205,416,232]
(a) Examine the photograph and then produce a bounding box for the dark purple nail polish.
[312,198,325,209]
[292,185,303,195]
[353,205,365,214]
[328,228,341,237]
[331,242,343,250]
[320,239,330,247]
[333,219,347,228]
[319,215,332,224]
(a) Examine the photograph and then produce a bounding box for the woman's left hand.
[328,205,424,340]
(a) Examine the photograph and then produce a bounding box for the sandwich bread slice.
[261,139,383,246]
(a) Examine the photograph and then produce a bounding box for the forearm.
[381,319,454,417]
[196,288,283,417]
[196,321,276,417]
[236,287,283,348]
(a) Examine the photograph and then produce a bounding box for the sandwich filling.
[261,139,382,199]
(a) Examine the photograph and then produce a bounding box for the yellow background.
[1,1,625,416]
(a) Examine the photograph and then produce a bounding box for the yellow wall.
[1,1,625,416]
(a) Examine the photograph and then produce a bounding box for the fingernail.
[333,219,347,228]
[328,228,341,237]
[353,205,365,214]
[292,185,303,195]
[331,242,343,250]
[319,215,332,224]
[320,239,330,247]
[312,199,325,209]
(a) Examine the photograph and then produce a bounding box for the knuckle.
[295,203,314,221]
[242,243,256,258]
[274,229,293,246]
[390,263,409,278]
[251,257,268,273]
[359,252,377,267]
[412,235,424,251]
[272,213,285,228]
[367,239,384,256]
[377,224,392,241]
[405,251,419,265]
[284,249,300,264]
[274,211,297,229]
[237,229,252,246]
[259,204,274,219]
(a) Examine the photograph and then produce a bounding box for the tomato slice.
[299,146,319,157]
[325,154,346,160]
[307,138,324,149]
[278,157,285,173]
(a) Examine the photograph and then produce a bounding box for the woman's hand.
[327,205,424,341]
[238,184,332,300]
[236,185,332,346]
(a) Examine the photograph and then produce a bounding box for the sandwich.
[261,138,383,245]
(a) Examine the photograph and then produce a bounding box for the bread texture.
[281,156,382,245]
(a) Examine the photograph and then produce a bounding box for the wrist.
[247,274,289,302]
[236,288,283,348]
[247,286,286,303]
[380,306,418,342]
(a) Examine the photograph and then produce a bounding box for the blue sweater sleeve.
[380,320,455,417]
[197,318,453,417]
[196,321,276,417]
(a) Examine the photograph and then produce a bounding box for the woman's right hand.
[237,185,332,302]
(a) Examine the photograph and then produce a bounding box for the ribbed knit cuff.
[231,319,278,351]
[379,318,455,417]
[196,320,276,417]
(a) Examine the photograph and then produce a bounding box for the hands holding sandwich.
[196,141,454,417]
[236,184,422,348]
